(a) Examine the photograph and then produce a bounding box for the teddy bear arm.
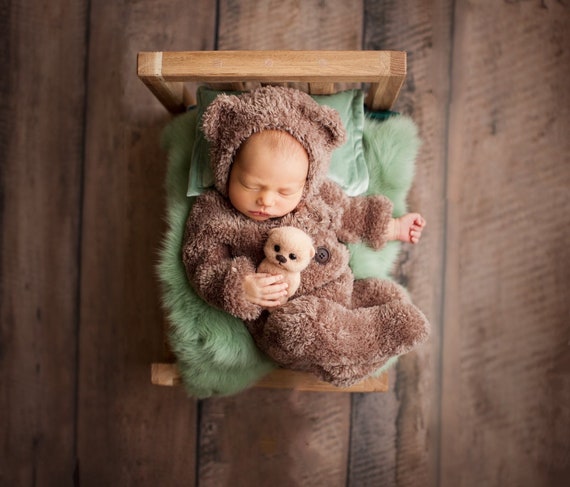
[318,180,392,248]
[338,193,394,249]
[184,241,262,321]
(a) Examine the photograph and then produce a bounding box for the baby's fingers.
[256,273,285,286]
[414,215,426,228]
[262,286,288,300]
[410,227,423,244]
[250,298,277,307]
[249,292,287,307]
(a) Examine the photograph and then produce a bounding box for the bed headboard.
[137,50,406,114]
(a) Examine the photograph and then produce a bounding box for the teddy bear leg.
[318,299,429,386]
[258,294,429,384]
[351,278,410,308]
[317,359,392,387]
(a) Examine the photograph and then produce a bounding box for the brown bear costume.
[183,86,429,386]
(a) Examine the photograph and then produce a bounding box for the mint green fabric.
[159,106,420,398]
[188,87,367,197]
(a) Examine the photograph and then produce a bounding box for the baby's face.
[228,131,309,221]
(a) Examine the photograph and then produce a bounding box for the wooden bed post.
[365,51,407,110]
[137,52,193,113]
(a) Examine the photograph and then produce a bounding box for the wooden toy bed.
[137,50,408,394]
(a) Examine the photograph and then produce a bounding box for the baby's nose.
[257,191,275,206]
[276,254,287,264]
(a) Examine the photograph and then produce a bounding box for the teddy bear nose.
[276,254,287,264]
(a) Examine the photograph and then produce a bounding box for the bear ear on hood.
[301,103,347,151]
[201,93,240,144]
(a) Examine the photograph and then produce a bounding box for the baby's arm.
[242,273,288,308]
[388,213,426,244]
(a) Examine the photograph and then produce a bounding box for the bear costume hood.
[200,86,346,200]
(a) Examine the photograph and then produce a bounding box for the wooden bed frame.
[137,50,407,393]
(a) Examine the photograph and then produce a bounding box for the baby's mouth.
[250,210,271,218]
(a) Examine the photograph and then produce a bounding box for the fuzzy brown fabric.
[183,86,429,386]
[201,86,345,200]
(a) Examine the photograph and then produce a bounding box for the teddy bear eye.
[274,245,280,252]
[289,253,297,260]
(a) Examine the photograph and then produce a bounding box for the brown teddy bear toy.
[257,226,315,305]
[183,86,430,386]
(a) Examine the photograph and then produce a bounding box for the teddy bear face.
[263,227,315,273]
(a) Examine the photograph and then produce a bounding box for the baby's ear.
[201,94,240,143]
[309,246,316,259]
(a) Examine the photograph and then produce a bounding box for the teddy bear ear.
[301,103,347,150]
[200,94,241,143]
[318,105,347,149]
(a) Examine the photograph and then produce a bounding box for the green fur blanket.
[158,108,420,398]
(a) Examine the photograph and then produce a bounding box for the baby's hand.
[393,213,426,244]
[243,273,289,308]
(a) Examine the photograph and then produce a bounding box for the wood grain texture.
[5,1,569,485]
[218,0,363,51]
[0,0,87,484]
[198,390,351,487]
[218,0,364,94]
[149,50,404,82]
[194,1,363,485]
[138,50,406,112]
[75,1,216,484]
[442,1,570,486]
[151,363,389,392]
[349,1,452,486]
[348,368,400,484]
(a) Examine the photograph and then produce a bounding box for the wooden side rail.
[151,363,389,393]
[137,50,406,113]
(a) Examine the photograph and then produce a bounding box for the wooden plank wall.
[75,1,216,484]
[1,0,568,486]
[1,0,87,483]
[442,1,570,486]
